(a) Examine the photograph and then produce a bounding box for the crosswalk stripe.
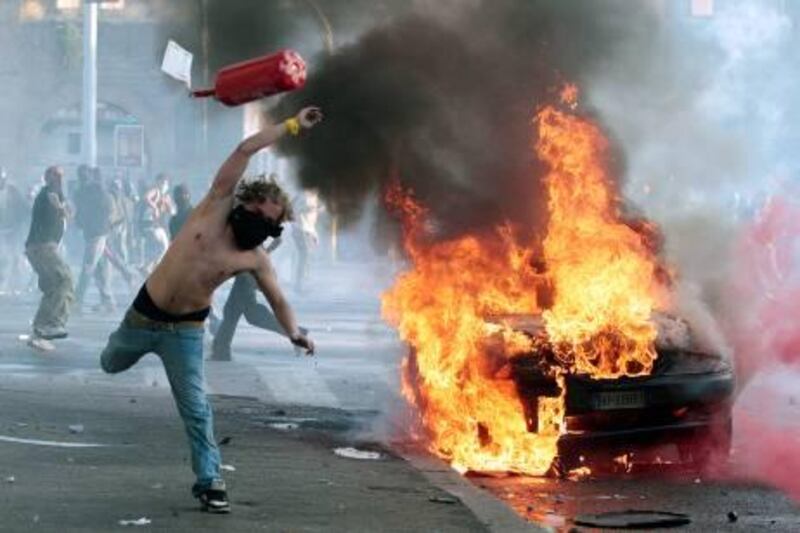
[255,363,341,408]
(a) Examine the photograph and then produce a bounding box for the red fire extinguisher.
[192,49,307,106]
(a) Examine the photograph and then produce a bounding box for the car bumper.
[558,370,734,455]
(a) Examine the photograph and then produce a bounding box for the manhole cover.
[574,510,691,529]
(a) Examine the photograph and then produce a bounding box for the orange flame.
[383,184,560,474]
[536,104,662,377]
[382,86,666,475]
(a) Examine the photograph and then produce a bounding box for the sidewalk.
[0,382,488,532]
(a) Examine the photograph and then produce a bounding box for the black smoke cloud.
[274,0,663,237]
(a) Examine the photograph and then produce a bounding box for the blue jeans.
[100,309,222,495]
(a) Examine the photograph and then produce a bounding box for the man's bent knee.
[100,349,121,374]
[100,344,136,374]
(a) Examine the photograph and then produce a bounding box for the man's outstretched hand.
[297,107,323,129]
[290,332,315,356]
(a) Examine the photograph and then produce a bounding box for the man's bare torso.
[145,195,264,315]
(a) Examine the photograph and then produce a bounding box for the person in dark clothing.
[74,168,115,311]
[169,183,193,239]
[25,166,74,340]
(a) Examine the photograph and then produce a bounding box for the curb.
[396,448,550,532]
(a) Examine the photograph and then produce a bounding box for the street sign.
[114,124,144,168]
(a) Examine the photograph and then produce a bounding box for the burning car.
[489,313,734,475]
[383,88,734,478]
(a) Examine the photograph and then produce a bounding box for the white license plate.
[592,390,646,411]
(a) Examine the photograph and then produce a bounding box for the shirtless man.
[99,107,322,513]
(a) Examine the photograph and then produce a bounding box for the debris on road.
[221,464,236,472]
[727,511,738,523]
[574,510,691,529]
[5,475,15,483]
[68,424,84,434]
[428,495,459,505]
[118,517,152,527]
[219,436,232,446]
[333,447,382,460]
[268,422,299,430]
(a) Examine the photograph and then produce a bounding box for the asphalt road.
[0,265,798,531]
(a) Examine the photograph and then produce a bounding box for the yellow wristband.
[285,117,301,136]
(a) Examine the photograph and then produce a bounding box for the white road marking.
[0,435,108,448]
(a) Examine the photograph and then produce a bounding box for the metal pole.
[201,0,210,160]
[82,1,98,167]
[300,0,338,262]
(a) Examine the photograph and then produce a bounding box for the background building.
[1,0,242,189]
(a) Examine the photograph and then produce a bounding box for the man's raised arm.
[208,106,323,200]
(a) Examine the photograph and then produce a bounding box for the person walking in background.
[133,177,149,267]
[0,167,31,294]
[291,188,324,293]
[108,172,134,266]
[169,183,193,240]
[74,168,115,312]
[138,173,174,273]
[67,165,93,265]
[25,166,74,341]
[102,174,136,293]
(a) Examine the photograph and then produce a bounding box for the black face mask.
[228,205,283,250]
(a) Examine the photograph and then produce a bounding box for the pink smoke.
[727,196,800,378]
[726,194,800,500]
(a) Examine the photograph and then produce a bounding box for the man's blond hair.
[235,175,294,222]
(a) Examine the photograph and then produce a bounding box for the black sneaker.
[197,481,230,514]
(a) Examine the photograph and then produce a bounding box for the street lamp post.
[300,0,339,262]
[82,0,99,167]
